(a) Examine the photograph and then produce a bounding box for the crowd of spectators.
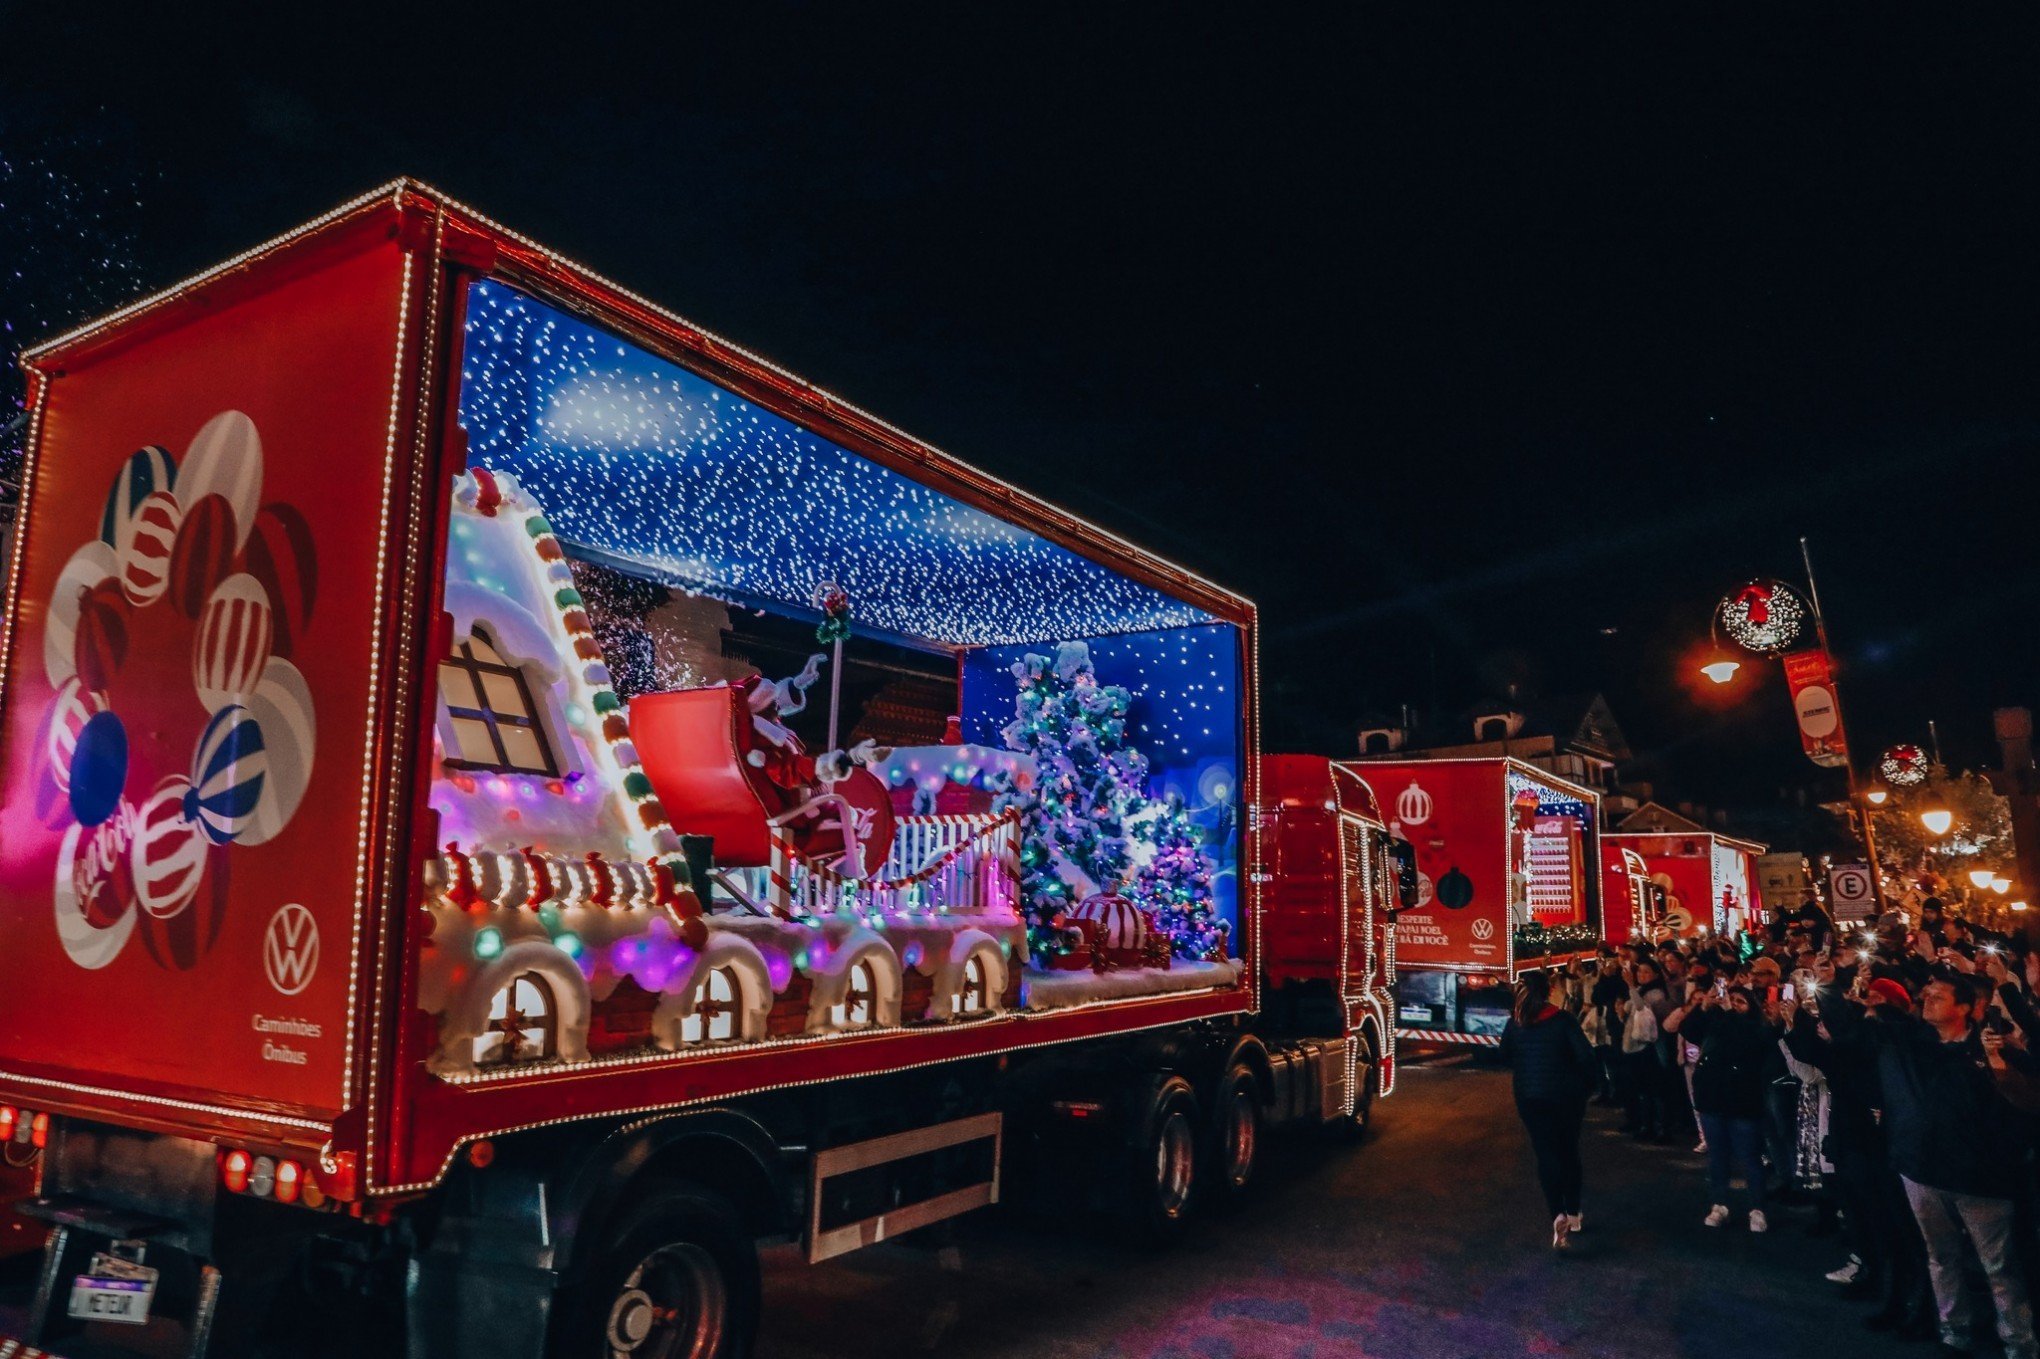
[1536,898,2039,1359]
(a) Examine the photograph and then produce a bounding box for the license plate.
[68,1273,156,1325]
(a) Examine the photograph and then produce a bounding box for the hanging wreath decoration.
[1879,743,1929,787]
[1716,579,1811,655]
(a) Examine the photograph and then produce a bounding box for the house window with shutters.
[439,626,559,776]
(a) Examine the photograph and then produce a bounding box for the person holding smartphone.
[1684,984,1786,1232]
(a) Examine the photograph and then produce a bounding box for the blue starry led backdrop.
[456,279,1242,934]
[961,625,1243,939]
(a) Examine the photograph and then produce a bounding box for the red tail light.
[0,1107,16,1142]
[221,1148,252,1194]
[273,1159,303,1205]
[29,1114,49,1149]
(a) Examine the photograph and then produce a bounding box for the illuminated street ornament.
[1879,744,1929,787]
[1700,657,1740,684]
[1716,580,1810,654]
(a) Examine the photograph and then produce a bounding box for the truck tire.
[1121,1075,1200,1243]
[1205,1061,1261,1208]
[554,1184,760,1359]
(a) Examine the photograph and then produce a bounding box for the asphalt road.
[1,1063,1930,1358]
[755,1061,1923,1359]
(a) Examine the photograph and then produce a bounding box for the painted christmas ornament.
[42,540,118,686]
[238,658,315,845]
[45,676,102,794]
[168,493,240,619]
[177,410,264,550]
[1071,892,1151,969]
[1395,781,1433,827]
[53,822,138,971]
[188,704,267,845]
[132,776,209,920]
[117,489,182,607]
[1717,580,1810,655]
[241,503,318,656]
[1435,865,1474,910]
[194,572,275,712]
[73,802,139,929]
[1879,744,1929,787]
[98,444,177,547]
[68,710,129,828]
[71,580,131,694]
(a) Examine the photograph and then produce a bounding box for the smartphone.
[1767,985,1781,1005]
[1781,983,1796,1002]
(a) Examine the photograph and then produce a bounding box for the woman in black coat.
[1681,985,1785,1232]
[1499,969,1599,1250]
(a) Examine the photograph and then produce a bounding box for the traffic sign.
[1829,862,1875,919]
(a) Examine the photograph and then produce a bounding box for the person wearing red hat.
[1866,978,1913,1013]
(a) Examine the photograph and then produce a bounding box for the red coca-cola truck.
[1352,757,1604,1046]
[0,182,1408,1358]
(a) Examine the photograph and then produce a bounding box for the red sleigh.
[630,677,893,873]
[631,678,1018,920]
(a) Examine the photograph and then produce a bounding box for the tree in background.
[1865,768,2015,909]
[995,642,1148,960]
[1132,792,1225,960]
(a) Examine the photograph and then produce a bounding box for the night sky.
[6,7,2038,818]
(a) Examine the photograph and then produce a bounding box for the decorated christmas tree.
[995,642,1148,960]
[1134,794,1225,961]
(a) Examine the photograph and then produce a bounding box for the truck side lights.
[248,1156,278,1199]
[466,1140,496,1170]
[0,1106,16,1142]
[1051,1100,1104,1120]
[29,1113,49,1149]
[221,1148,253,1194]
[273,1159,304,1205]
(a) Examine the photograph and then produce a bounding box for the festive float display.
[411,282,1245,1077]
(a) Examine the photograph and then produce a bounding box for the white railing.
[768,812,1020,921]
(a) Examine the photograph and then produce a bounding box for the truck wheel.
[1122,1075,1200,1243]
[557,1185,759,1359]
[1205,1063,1261,1207]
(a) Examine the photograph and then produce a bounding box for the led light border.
[21,182,413,363]
[0,1069,332,1135]
[372,988,1239,1196]
[416,183,1250,623]
[343,225,417,1121]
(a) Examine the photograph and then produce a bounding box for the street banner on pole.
[1783,647,1849,768]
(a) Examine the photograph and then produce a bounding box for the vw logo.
[1470,918,1495,942]
[263,903,320,996]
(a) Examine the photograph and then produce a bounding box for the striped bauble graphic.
[177,410,263,551]
[193,573,274,712]
[118,489,182,607]
[45,676,103,794]
[187,704,267,845]
[131,775,208,920]
[98,445,177,547]
[239,659,315,846]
